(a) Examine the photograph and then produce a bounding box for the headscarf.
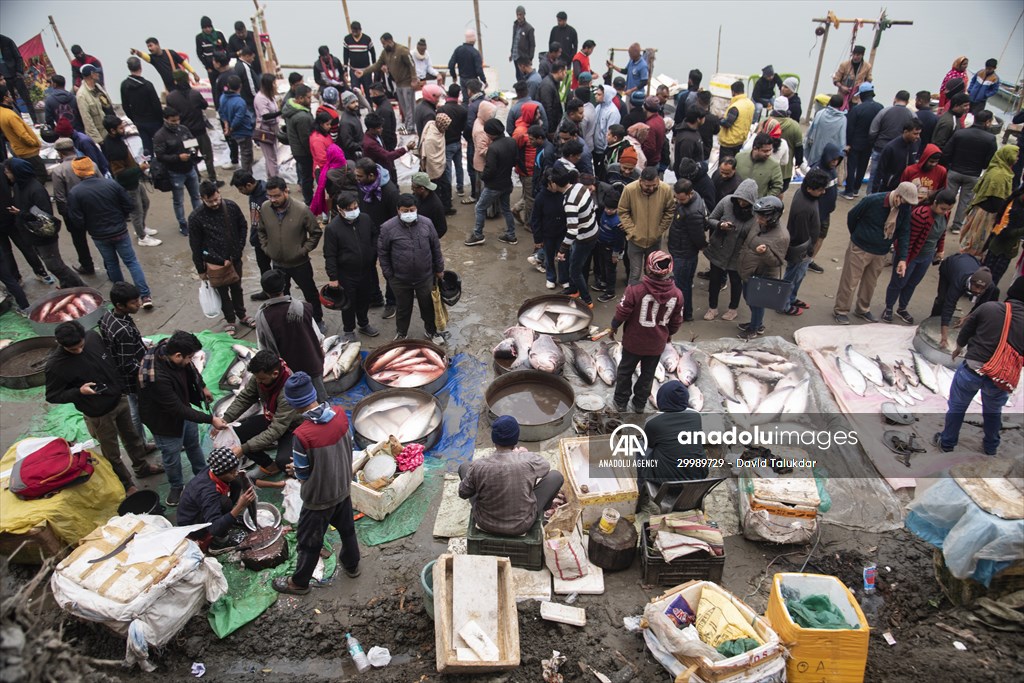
[72,157,96,178]
[310,145,348,215]
[940,56,970,110]
[757,117,782,139]
[970,146,1019,210]
[434,112,451,133]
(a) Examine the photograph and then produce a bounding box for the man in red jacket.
[610,251,683,412]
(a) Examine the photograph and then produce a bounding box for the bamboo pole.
[805,22,830,124]
[341,0,352,34]
[473,0,484,63]
[47,15,73,64]
[715,25,721,74]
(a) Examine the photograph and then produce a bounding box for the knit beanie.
[618,145,638,166]
[284,371,318,408]
[340,91,359,106]
[491,415,520,446]
[484,118,505,137]
[434,112,451,132]
[322,86,339,104]
[783,77,799,92]
[201,16,213,29]
[772,96,789,113]
[54,118,74,137]
[71,157,96,178]
[208,447,238,476]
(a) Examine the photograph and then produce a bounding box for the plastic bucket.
[421,560,436,619]
[118,490,163,516]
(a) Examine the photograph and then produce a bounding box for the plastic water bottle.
[499,248,508,260]
[346,633,371,673]
[859,564,885,628]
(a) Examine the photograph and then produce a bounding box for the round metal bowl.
[325,362,364,395]
[913,316,957,369]
[0,336,56,389]
[242,501,282,531]
[516,294,594,342]
[363,339,450,394]
[350,388,444,450]
[484,369,576,442]
[26,287,106,336]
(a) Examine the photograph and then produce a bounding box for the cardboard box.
[559,437,637,528]
[351,442,425,521]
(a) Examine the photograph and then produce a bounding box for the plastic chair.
[644,477,726,515]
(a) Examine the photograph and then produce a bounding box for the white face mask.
[343,208,360,221]
[399,211,418,223]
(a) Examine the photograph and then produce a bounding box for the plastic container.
[346,633,371,673]
[598,508,620,534]
[466,513,544,570]
[421,560,436,619]
[640,522,725,586]
[117,490,164,517]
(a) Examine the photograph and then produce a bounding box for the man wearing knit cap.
[510,6,535,82]
[458,416,564,536]
[337,90,364,162]
[195,17,229,86]
[449,30,487,103]
[833,182,918,325]
[605,143,640,184]
[51,137,95,274]
[466,118,519,246]
[640,380,708,487]
[930,255,999,350]
[176,446,256,552]
[273,372,360,595]
[751,65,783,112]
[780,77,802,123]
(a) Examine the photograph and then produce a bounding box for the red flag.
[18,34,56,104]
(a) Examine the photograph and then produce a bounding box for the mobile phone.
[93,383,108,394]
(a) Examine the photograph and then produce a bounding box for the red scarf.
[319,56,340,83]
[262,360,292,420]
[209,469,230,495]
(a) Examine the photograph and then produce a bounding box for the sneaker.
[527,254,540,265]
[949,227,960,235]
[737,323,765,335]
[561,282,570,290]
[464,233,486,246]
[250,291,270,301]
[143,227,159,236]
[720,309,738,321]
[545,280,556,289]
[840,192,857,200]
[341,331,358,343]
[430,333,447,346]
[512,207,524,225]
[613,402,628,413]
[219,161,239,170]
[137,236,162,247]
[178,225,189,236]
[932,432,953,453]
[166,487,183,507]
[457,188,465,197]
[881,308,893,323]
[73,264,95,276]
[344,564,361,578]
[15,306,30,318]
[895,309,915,325]
[498,233,518,245]
[598,291,616,302]
[36,273,56,285]
[393,333,407,341]
[834,313,850,325]
[808,262,824,274]
[382,305,396,319]
[534,263,546,273]
[696,270,710,280]
[141,296,154,309]
[358,323,380,337]
[854,310,878,323]
[737,328,760,340]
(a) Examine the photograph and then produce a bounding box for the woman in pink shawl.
[310,145,347,216]
[938,56,969,113]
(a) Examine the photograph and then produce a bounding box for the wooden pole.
[715,25,722,74]
[473,0,484,63]
[47,15,73,65]
[805,22,830,124]
[341,0,352,34]
[868,9,884,73]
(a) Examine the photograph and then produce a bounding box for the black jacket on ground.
[120,76,163,125]
[324,213,379,283]
[667,194,707,259]
[177,468,242,538]
[785,187,821,264]
[67,176,134,241]
[153,122,197,174]
[943,125,998,177]
[139,342,211,437]
[187,199,248,274]
[538,76,563,136]
[45,331,123,418]
[166,85,210,138]
[481,137,517,192]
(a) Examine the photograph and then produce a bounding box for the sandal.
[783,305,804,316]
[224,324,237,338]
[460,196,477,204]
[794,300,809,309]
[272,577,310,595]
[240,316,257,329]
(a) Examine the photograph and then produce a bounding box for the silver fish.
[555,313,579,332]
[688,384,704,411]
[568,342,597,384]
[337,342,362,375]
[936,364,955,400]
[875,356,896,386]
[676,350,700,386]
[910,351,938,394]
[595,343,616,386]
[767,361,800,375]
[191,350,207,374]
[654,361,666,382]
[877,387,896,400]
[232,344,255,360]
[782,378,810,414]
[324,344,345,381]
[737,373,767,412]
[895,359,920,387]
[755,385,793,420]
[724,396,749,414]
[906,386,924,401]
[736,367,786,383]
[837,357,867,396]
[321,335,340,354]
[493,337,517,359]
[738,350,788,365]
[711,352,760,368]
[400,401,439,441]
[892,365,907,391]
[846,346,884,386]
[660,343,681,373]
[775,369,809,392]
[709,358,737,401]
[529,335,565,373]
[505,326,537,370]
[226,359,247,386]
[608,341,622,368]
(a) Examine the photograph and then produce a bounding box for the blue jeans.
[445,141,464,192]
[473,187,516,237]
[153,421,207,489]
[567,238,598,304]
[169,169,201,230]
[884,252,932,311]
[939,364,1009,455]
[672,253,698,319]
[866,148,882,191]
[541,237,569,285]
[93,233,152,298]
[744,281,765,329]
[126,393,146,442]
[782,258,811,310]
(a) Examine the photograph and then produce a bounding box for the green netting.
[716,637,761,657]
[207,528,340,638]
[785,594,858,630]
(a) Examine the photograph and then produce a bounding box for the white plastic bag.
[211,426,241,452]
[198,281,221,319]
[283,479,303,524]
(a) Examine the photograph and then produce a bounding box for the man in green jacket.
[617,168,677,285]
[734,132,783,197]
[257,177,324,328]
[356,33,420,131]
[281,85,315,204]
[834,182,918,324]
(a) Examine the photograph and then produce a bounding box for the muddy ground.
[2,132,1021,682]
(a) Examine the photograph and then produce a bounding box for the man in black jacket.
[338,91,364,161]
[153,106,202,235]
[440,84,469,196]
[45,321,150,494]
[139,331,226,506]
[195,16,229,85]
[466,119,518,246]
[538,62,567,140]
[228,21,261,74]
[673,108,704,174]
[167,71,220,186]
[324,191,381,341]
[448,30,487,102]
[231,170,271,298]
[842,83,884,199]
[120,57,163,155]
[780,168,827,315]
[354,158,398,315]
[944,110,998,234]
[411,173,448,239]
[548,12,578,60]
[667,179,707,321]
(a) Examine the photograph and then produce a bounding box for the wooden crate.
[433,553,520,673]
[559,436,637,528]
[932,549,1024,606]
[351,442,425,521]
[0,523,65,564]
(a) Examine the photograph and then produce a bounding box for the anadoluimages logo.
[609,423,648,459]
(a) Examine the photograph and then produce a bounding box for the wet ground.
[3,145,1021,681]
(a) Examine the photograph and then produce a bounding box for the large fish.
[875,356,896,386]
[191,350,207,375]
[370,347,406,373]
[595,343,617,386]
[846,346,884,386]
[736,367,786,383]
[232,344,255,360]
[755,385,793,420]
[568,342,597,384]
[660,343,681,374]
[782,378,810,414]
[400,401,439,441]
[687,384,704,412]
[709,358,737,401]
[737,373,767,412]
[653,360,666,382]
[676,349,700,386]
[337,342,362,375]
[935,365,955,400]
[324,344,345,381]
[775,368,809,392]
[321,335,340,354]
[608,341,622,368]
[739,350,788,365]
[836,357,867,396]
[505,326,537,370]
[649,376,662,409]
[910,351,939,394]
[529,335,565,373]
[711,352,759,368]
[493,337,517,359]
[724,396,749,415]
[895,359,919,387]
[225,359,248,387]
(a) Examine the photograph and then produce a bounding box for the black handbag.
[23,206,61,239]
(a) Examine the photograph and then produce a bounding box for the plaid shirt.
[458,447,550,535]
[99,310,145,394]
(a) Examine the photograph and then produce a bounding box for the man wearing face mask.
[324,191,380,342]
[377,195,446,343]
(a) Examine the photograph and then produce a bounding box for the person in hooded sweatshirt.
[805,94,847,167]
[736,196,789,339]
[43,74,83,132]
[900,143,948,203]
[780,168,827,316]
[807,143,845,274]
[639,380,706,490]
[610,251,683,413]
[703,178,759,322]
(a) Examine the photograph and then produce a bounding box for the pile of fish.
[191,349,207,374]
[494,326,566,374]
[707,350,811,421]
[835,346,989,407]
[517,301,591,335]
[224,344,256,387]
[368,344,446,388]
[354,394,442,443]
[31,292,101,323]
[321,335,362,382]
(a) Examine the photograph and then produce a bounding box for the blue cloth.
[597,210,625,249]
[219,91,254,138]
[625,57,649,91]
[782,258,811,309]
[939,363,1009,455]
[169,169,201,230]
[93,232,152,298]
[968,72,1000,104]
[491,415,520,446]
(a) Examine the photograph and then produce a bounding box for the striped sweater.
[560,183,598,252]
[895,204,948,263]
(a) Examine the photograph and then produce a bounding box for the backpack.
[149,157,173,192]
[9,438,94,500]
